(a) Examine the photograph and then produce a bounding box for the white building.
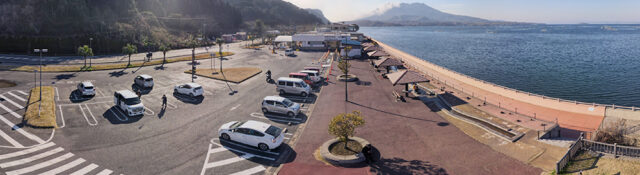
[292,34,325,50]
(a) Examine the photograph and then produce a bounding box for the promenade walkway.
[278,59,541,175]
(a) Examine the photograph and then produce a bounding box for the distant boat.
[601,25,617,31]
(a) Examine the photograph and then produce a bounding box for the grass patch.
[561,150,599,173]
[24,86,57,128]
[0,79,17,88]
[185,67,262,83]
[560,151,640,175]
[4,52,233,73]
[329,140,363,156]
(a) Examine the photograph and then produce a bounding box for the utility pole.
[34,49,47,115]
[344,46,351,102]
[89,37,93,67]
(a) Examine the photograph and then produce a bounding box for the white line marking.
[58,105,65,128]
[96,169,113,175]
[249,113,301,123]
[284,133,293,136]
[229,104,241,111]
[220,145,276,160]
[39,158,86,175]
[108,108,129,121]
[95,89,105,97]
[54,87,60,101]
[208,147,228,154]
[204,154,254,169]
[219,139,279,156]
[6,153,74,175]
[13,91,28,96]
[0,129,23,148]
[0,114,45,144]
[58,101,111,106]
[167,101,177,109]
[7,92,26,101]
[0,103,22,119]
[0,95,24,109]
[284,137,290,140]
[69,163,99,175]
[0,142,55,160]
[229,166,266,175]
[82,104,98,126]
[0,147,64,168]
[143,106,154,115]
[200,144,213,175]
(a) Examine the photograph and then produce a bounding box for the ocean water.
[361,25,640,107]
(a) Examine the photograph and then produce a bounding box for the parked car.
[134,74,154,88]
[218,120,285,151]
[276,77,310,97]
[113,90,145,117]
[285,49,295,56]
[77,81,96,96]
[174,83,204,97]
[299,70,322,83]
[261,96,301,117]
[288,72,313,85]
[303,66,321,73]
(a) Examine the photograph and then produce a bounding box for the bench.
[392,90,405,102]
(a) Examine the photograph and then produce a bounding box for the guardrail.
[556,133,640,173]
[556,135,584,173]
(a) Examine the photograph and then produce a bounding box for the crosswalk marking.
[0,142,55,160]
[5,152,74,175]
[0,114,46,144]
[38,158,86,175]
[0,94,24,109]
[0,129,24,148]
[96,169,113,175]
[13,91,28,96]
[229,166,265,175]
[204,154,254,169]
[70,163,99,175]
[0,147,64,168]
[0,103,22,119]
[7,92,26,102]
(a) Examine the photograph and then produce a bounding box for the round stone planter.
[320,137,370,165]
[337,74,358,82]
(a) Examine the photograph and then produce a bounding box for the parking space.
[200,138,287,175]
[0,90,52,148]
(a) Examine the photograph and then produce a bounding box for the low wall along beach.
[373,38,606,133]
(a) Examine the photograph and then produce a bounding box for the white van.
[114,90,145,117]
[285,49,295,56]
[276,77,310,97]
[134,74,154,88]
[299,70,322,83]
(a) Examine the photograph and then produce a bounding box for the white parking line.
[95,89,106,97]
[54,87,60,101]
[204,154,253,169]
[0,147,64,168]
[96,169,113,175]
[0,103,22,119]
[0,114,45,144]
[6,153,74,175]
[229,104,241,111]
[69,163,99,175]
[219,139,279,156]
[78,104,98,126]
[13,91,28,96]
[6,92,26,102]
[229,166,265,175]
[58,105,65,128]
[108,108,129,122]
[0,129,24,148]
[38,158,85,175]
[200,144,214,175]
[167,101,177,109]
[0,142,55,160]
[0,95,24,109]
[220,144,277,160]
[143,106,155,116]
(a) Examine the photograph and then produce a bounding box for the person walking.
[162,94,167,109]
[136,89,141,98]
[361,144,374,164]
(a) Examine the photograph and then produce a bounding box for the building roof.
[241,120,272,132]
[363,45,381,52]
[387,70,430,86]
[341,39,361,46]
[367,50,389,57]
[292,34,325,41]
[274,36,293,42]
[374,57,404,67]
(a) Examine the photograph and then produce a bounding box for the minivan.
[276,77,311,97]
[299,70,322,83]
[288,72,313,85]
[134,74,154,88]
[114,90,145,117]
[261,96,301,117]
[303,66,321,73]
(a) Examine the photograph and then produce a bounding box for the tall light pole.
[89,38,93,67]
[344,46,351,102]
[34,48,47,115]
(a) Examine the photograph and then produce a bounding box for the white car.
[218,120,285,151]
[134,74,154,88]
[299,70,322,83]
[174,83,204,97]
[113,90,144,117]
[285,49,295,56]
[77,81,95,96]
[261,96,301,117]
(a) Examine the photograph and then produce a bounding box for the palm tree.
[77,45,93,69]
[216,38,225,73]
[158,44,170,65]
[122,43,137,67]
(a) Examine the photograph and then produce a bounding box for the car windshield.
[282,99,294,107]
[84,86,94,89]
[124,97,141,105]
[264,126,282,138]
[194,87,202,91]
[230,121,245,129]
[300,82,308,88]
[145,78,153,81]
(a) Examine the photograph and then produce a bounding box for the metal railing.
[556,135,584,173]
[556,133,640,173]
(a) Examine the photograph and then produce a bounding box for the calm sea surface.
[361,25,640,107]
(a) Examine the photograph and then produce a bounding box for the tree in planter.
[77,45,93,69]
[338,53,351,101]
[122,43,137,67]
[158,44,170,66]
[329,111,365,149]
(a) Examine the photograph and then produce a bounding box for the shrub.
[328,111,365,143]
[595,119,638,146]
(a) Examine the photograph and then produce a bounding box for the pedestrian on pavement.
[136,89,141,98]
[361,144,373,164]
[162,94,167,109]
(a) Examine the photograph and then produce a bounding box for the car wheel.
[287,112,295,118]
[301,92,308,97]
[221,133,230,140]
[262,108,269,113]
[258,143,269,151]
[279,90,286,95]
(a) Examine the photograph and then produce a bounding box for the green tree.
[338,59,351,75]
[216,38,225,73]
[122,43,137,67]
[158,44,170,65]
[77,45,93,68]
[328,111,365,147]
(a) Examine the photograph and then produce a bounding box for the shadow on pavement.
[369,157,448,175]
[132,84,152,95]
[69,90,92,103]
[172,92,204,104]
[218,139,290,166]
[262,112,308,125]
[54,73,77,80]
[101,106,142,124]
[108,70,128,77]
[347,100,441,123]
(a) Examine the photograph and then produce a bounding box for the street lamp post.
[89,38,93,67]
[34,48,47,115]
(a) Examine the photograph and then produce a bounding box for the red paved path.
[278,59,541,175]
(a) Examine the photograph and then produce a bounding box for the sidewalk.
[278,59,541,175]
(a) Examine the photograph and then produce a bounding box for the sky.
[283,0,640,24]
